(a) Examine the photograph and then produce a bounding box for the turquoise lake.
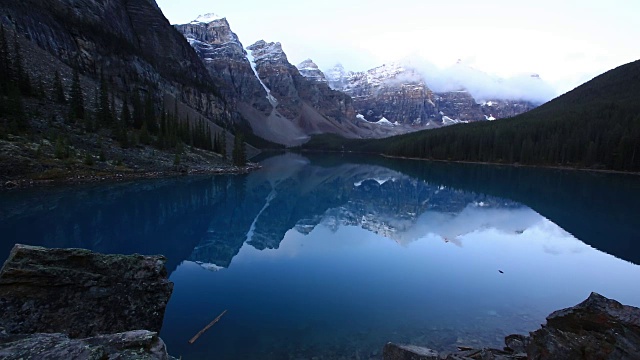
[1,153,639,359]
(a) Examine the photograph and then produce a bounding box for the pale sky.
[156,0,640,96]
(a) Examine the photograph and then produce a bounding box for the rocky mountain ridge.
[321,61,539,126]
[174,16,272,114]
[297,59,327,83]
[175,17,409,146]
[171,12,548,146]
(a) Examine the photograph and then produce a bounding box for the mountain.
[0,0,257,182]
[2,0,221,117]
[173,14,272,114]
[317,59,640,172]
[296,59,327,83]
[170,13,551,147]
[174,17,408,146]
[324,62,539,126]
[246,40,358,127]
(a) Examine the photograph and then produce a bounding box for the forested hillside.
[303,59,640,172]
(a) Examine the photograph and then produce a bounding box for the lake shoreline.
[295,149,640,176]
[0,163,261,190]
[380,154,640,176]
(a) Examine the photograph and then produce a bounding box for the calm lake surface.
[1,153,639,359]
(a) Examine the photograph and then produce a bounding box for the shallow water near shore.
[1,153,639,359]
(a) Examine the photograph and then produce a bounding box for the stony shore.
[383,292,640,360]
[1,162,261,190]
[1,245,639,359]
[0,132,261,190]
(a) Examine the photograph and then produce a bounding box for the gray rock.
[383,343,440,360]
[384,293,640,360]
[0,244,173,338]
[504,334,529,354]
[527,292,640,359]
[0,330,173,360]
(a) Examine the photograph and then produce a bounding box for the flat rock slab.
[0,244,173,338]
[0,330,172,360]
[383,343,440,360]
[383,343,525,360]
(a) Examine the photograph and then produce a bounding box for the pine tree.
[97,73,112,127]
[212,132,219,153]
[139,122,151,145]
[220,132,227,160]
[132,91,143,129]
[114,99,129,148]
[207,125,213,150]
[6,83,28,133]
[121,98,131,127]
[232,132,246,166]
[69,68,84,121]
[83,109,94,132]
[143,91,157,134]
[110,92,117,127]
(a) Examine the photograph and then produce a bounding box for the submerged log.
[188,309,227,344]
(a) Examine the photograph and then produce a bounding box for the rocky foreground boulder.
[528,292,640,359]
[0,330,171,360]
[0,244,174,359]
[384,292,640,360]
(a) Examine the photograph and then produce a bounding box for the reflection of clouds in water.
[394,205,542,246]
[520,218,587,256]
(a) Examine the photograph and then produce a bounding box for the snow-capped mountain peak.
[296,59,327,83]
[325,63,350,90]
[298,59,320,71]
[191,13,225,24]
[246,40,288,63]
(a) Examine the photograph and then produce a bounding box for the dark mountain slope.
[0,0,260,184]
[1,0,214,93]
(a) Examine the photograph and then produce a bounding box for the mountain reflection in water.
[1,153,639,359]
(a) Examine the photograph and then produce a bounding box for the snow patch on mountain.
[376,117,394,126]
[354,177,394,187]
[195,261,224,272]
[442,116,468,126]
[191,13,224,24]
[246,49,278,109]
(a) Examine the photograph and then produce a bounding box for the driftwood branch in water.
[188,309,228,344]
